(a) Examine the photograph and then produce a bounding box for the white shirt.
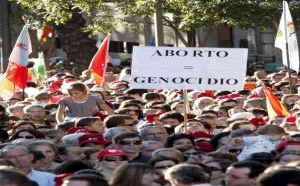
[27,169,55,186]
[238,135,279,161]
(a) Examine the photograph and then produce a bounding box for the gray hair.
[0,145,30,158]
[103,127,131,141]
[23,104,44,114]
[139,125,167,137]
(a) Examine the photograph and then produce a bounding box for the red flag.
[0,26,32,99]
[6,62,28,88]
[262,85,289,118]
[89,35,110,85]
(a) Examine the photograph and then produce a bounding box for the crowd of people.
[1,62,300,186]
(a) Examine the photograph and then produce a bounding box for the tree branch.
[162,16,188,46]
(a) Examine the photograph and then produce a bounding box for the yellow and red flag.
[0,26,32,99]
[88,35,110,85]
[262,85,289,119]
[38,25,53,43]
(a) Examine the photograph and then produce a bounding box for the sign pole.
[183,89,189,132]
[283,0,294,93]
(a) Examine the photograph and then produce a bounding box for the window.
[109,41,124,53]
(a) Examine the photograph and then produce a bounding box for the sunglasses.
[228,149,242,154]
[103,156,128,162]
[118,140,142,145]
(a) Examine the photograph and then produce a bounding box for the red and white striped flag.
[0,25,32,99]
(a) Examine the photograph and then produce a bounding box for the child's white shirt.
[237,135,279,161]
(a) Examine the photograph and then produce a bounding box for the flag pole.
[283,0,294,93]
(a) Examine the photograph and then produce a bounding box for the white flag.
[275,1,299,73]
[0,25,32,99]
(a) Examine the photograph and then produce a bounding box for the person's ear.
[28,153,35,163]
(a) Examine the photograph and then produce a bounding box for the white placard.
[130,46,248,90]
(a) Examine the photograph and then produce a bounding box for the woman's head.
[27,140,58,164]
[12,121,36,133]
[10,129,45,141]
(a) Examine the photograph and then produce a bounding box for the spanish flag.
[38,25,53,43]
[0,26,32,99]
[88,35,110,85]
[262,85,289,119]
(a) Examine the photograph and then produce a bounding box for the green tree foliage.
[117,0,300,29]
[14,0,300,42]
[13,0,116,33]
[115,0,300,46]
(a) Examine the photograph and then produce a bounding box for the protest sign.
[130,46,248,90]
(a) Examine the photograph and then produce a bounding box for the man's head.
[103,127,131,141]
[0,145,34,174]
[197,114,218,130]
[152,148,184,163]
[96,147,128,170]
[140,126,168,143]
[258,166,300,186]
[62,174,108,186]
[23,105,46,123]
[164,164,210,186]
[141,141,164,157]
[113,132,142,155]
[0,166,34,186]
[225,161,265,186]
